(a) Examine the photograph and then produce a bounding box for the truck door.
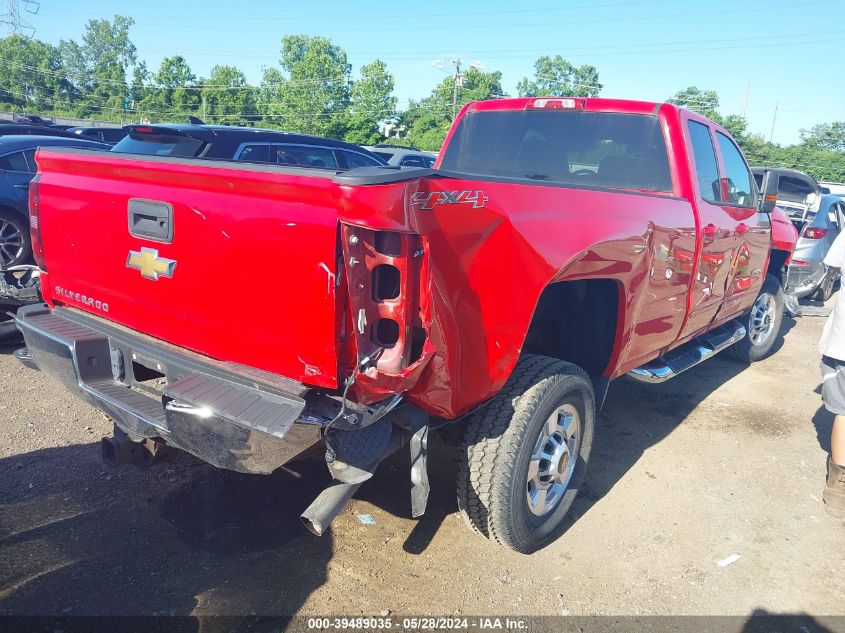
[677,116,741,339]
[710,129,770,323]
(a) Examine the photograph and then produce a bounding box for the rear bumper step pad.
[14,303,320,473]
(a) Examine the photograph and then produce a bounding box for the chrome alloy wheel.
[526,403,582,516]
[749,292,776,346]
[0,218,25,266]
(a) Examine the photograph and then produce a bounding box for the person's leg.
[832,415,845,466]
[820,357,845,517]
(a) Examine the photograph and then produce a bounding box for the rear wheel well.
[522,279,620,378]
[768,249,790,287]
[0,203,26,221]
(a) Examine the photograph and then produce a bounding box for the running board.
[627,321,746,383]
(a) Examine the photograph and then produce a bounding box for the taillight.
[803,227,828,239]
[341,224,428,376]
[28,176,45,270]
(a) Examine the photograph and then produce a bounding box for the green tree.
[344,60,397,145]
[148,55,199,117]
[199,65,255,126]
[0,35,68,112]
[517,55,601,97]
[401,66,503,151]
[59,15,138,116]
[668,85,720,120]
[259,35,351,136]
[800,122,845,152]
[668,86,749,143]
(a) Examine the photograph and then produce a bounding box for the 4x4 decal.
[410,190,489,210]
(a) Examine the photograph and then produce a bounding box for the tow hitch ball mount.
[101,426,171,469]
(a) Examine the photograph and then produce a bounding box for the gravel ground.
[0,303,843,624]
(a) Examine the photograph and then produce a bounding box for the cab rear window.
[111,131,205,157]
[440,110,673,193]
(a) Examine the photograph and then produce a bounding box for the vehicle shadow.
[0,440,335,622]
[382,315,799,549]
[567,316,797,528]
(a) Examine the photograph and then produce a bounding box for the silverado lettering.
[16,97,797,553]
[53,286,109,312]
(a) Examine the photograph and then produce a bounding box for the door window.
[0,150,32,172]
[271,144,338,168]
[400,155,427,168]
[236,144,270,163]
[687,120,721,203]
[343,150,381,168]
[716,132,755,207]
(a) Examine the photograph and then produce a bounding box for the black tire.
[729,273,784,363]
[0,209,31,267]
[456,355,595,553]
[813,268,837,303]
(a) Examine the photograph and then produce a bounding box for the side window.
[687,120,721,203]
[400,155,427,168]
[1,150,33,173]
[22,149,36,173]
[716,132,755,206]
[272,145,338,168]
[343,151,380,168]
[236,144,270,163]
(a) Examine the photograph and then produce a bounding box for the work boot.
[823,456,845,518]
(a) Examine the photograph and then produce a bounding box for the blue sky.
[23,0,845,145]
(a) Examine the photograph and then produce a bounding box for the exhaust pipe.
[300,425,413,536]
[301,480,363,536]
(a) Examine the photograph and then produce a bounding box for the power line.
[1,0,38,36]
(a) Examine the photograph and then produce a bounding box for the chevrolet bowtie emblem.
[126,247,176,280]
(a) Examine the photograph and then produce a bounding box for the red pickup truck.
[15,97,796,553]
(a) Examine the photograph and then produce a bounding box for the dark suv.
[111,124,387,169]
[0,135,110,266]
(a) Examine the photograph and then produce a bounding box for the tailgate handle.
[128,199,174,243]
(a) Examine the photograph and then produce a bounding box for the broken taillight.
[28,175,45,270]
[340,224,428,376]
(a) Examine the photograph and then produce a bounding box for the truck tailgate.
[34,148,341,388]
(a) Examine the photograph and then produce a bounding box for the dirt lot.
[0,305,843,622]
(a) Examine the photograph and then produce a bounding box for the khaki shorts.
[821,356,845,415]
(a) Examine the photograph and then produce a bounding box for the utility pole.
[0,0,39,36]
[450,57,462,121]
[769,102,779,143]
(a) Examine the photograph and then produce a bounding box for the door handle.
[703,224,718,240]
[13,183,29,190]
[736,223,749,235]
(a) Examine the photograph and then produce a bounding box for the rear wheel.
[456,355,595,553]
[0,209,30,267]
[729,273,784,362]
[813,267,837,303]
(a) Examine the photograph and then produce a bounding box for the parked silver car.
[363,144,437,168]
[788,194,845,300]
[753,168,843,301]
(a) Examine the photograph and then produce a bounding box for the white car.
[363,145,437,168]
